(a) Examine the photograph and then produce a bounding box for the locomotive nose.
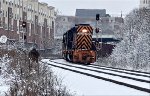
[82,55,87,60]
[82,54,90,62]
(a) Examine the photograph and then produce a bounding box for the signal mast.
[96,14,100,40]
[95,14,101,50]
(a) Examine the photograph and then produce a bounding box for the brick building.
[0,0,56,50]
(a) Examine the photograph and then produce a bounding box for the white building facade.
[0,0,56,50]
[140,0,150,8]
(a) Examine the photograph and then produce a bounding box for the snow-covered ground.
[0,57,149,96]
[0,77,9,96]
[0,60,10,95]
[0,56,11,95]
[43,59,150,96]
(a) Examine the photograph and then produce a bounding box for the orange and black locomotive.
[62,24,96,64]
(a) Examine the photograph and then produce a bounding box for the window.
[41,8,43,14]
[11,20,13,31]
[0,18,2,27]
[0,10,2,17]
[17,0,19,5]
[3,10,4,17]
[15,14,17,19]
[6,11,7,17]
[17,26,19,32]
[40,26,42,37]
[27,12,31,21]
[144,0,146,4]
[17,14,19,19]
[5,23,8,30]
[29,23,31,36]
[20,0,22,6]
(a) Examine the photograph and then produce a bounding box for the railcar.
[62,24,96,64]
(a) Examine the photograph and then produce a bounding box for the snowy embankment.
[0,57,10,95]
[0,55,73,96]
[0,77,9,95]
[42,59,150,96]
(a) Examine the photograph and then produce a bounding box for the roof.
[92,38,120,43]
[75,9,106,18]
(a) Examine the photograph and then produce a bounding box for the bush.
[1,49,73,96]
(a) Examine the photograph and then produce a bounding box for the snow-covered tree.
[0,47,72,96]
[110,8,150,71]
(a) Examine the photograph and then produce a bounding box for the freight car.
[62,24,96,64]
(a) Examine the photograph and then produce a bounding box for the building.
[0,0,56,50]
[55,9,124,39]
[55,15,75,39]
[140,0,150,9]
[75,9,108,18]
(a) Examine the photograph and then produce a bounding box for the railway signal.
[96,14,100,20]
[95,14,100,38]
[95,28,99,33]
[22,21,26,28]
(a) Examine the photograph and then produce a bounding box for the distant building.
[55,15,75,39]
[140,0,150,9]
[55,9,124,39]
[75,9,108,18]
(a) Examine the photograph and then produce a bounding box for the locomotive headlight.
[82,29,88,33]
[90,51,93,53]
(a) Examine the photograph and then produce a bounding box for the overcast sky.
[39,0,139,16]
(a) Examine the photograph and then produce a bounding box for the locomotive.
[62,24,96,64]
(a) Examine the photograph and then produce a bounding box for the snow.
[42,59,150,96]
[51,66,150,95]
[0,57,149,96]
[0,74,9,96]
[0,56,10,95]
[43,59,150,89]
[55,59,150,81]
[111,8,150,72]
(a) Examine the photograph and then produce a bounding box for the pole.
[18,0,20,44]
[7,7,10,50]
[33,1,35,33]
[22,0,25,48]
[100,21,102,57]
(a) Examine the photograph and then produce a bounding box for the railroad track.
[89,64,150,76]
[41,59,150,93]
[77,63,150,78]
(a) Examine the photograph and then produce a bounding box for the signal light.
[96,14,100,20]
[95,28,99,33]
[22,21,26,28]
[24,35,27,40]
